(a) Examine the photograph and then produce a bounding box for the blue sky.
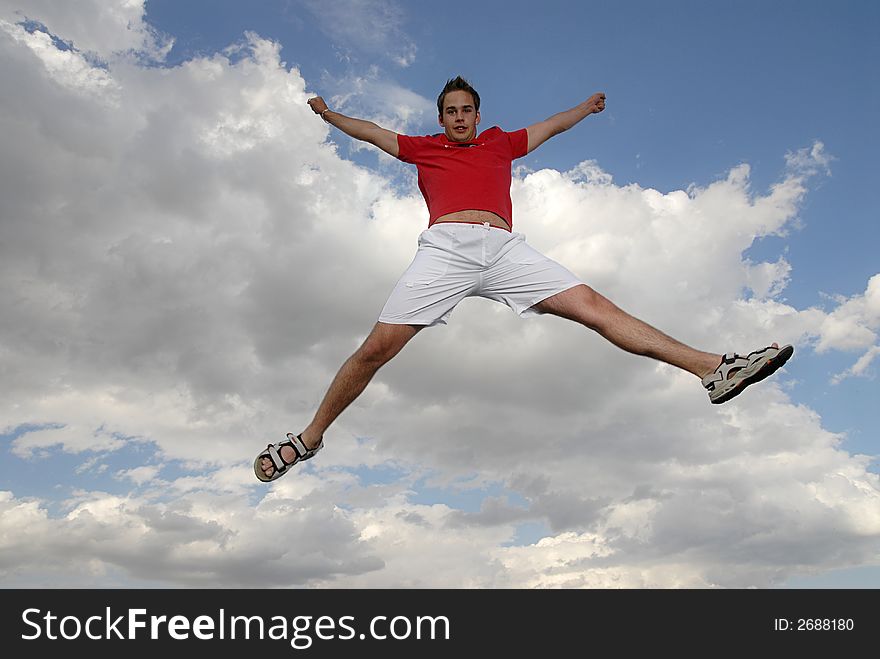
[0,0,877,588]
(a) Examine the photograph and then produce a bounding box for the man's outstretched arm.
[307,96,400,158]
[526,92,606,154]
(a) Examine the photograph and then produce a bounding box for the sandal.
[702,344,794,404]
[253,433,323,482]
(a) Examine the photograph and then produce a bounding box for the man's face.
[439,90,480,142]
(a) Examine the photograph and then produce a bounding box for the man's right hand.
[304,96,400,158]
[307,96,328,115]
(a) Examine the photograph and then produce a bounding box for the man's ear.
[475,111,481,125]
[438,114,444,127]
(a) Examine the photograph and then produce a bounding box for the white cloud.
[785,141,834,178]
[0,0,171,61]
[115,465,161,486]
[832,346,880,385]
[299,0,416,67]
[0,18,121,101]
[812,274,880,382]
[0,1,878,588]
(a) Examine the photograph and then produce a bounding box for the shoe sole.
[711,344,794,405]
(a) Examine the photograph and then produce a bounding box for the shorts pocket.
[402,248,451,288]
[505,235,545,266]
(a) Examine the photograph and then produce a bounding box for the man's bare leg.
[260,322,421,478]
[532,284,724,377]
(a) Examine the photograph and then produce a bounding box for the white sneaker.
[702,344,794,404]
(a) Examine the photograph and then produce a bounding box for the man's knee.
[356,323,419,366]
[357,340,394,366]
[539,284,607,329]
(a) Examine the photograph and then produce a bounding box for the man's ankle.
[300,428,323,449]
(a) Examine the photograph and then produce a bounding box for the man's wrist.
[321,108,332,122]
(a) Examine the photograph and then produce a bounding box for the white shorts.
[378,222,584,327]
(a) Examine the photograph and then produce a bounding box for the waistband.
[429,219,512,232]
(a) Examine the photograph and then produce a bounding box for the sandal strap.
[265,434,311,473]
[286,433,309,457]
[745,346,774,361]
[266,444,288,472]
[702,346,780,388]
[702,352,750,387]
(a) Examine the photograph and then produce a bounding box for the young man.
[255,76,793,482]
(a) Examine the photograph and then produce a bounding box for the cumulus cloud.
[816,274,880,347]
[1,1,878,588]
[0,0,171,61]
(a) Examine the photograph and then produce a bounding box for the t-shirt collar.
[437,126,497,146]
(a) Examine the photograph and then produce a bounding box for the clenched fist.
[307,96,328,115]
[587,92,606,114]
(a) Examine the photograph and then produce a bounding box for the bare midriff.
[433,209,511,231]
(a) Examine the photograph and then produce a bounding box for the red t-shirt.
[396,126,529,230]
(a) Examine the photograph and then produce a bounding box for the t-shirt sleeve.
[508,128,529,159]
[396,134,420,163]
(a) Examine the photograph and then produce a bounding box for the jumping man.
[254,76,793,482]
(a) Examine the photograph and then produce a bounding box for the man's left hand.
[587,92,606,114]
